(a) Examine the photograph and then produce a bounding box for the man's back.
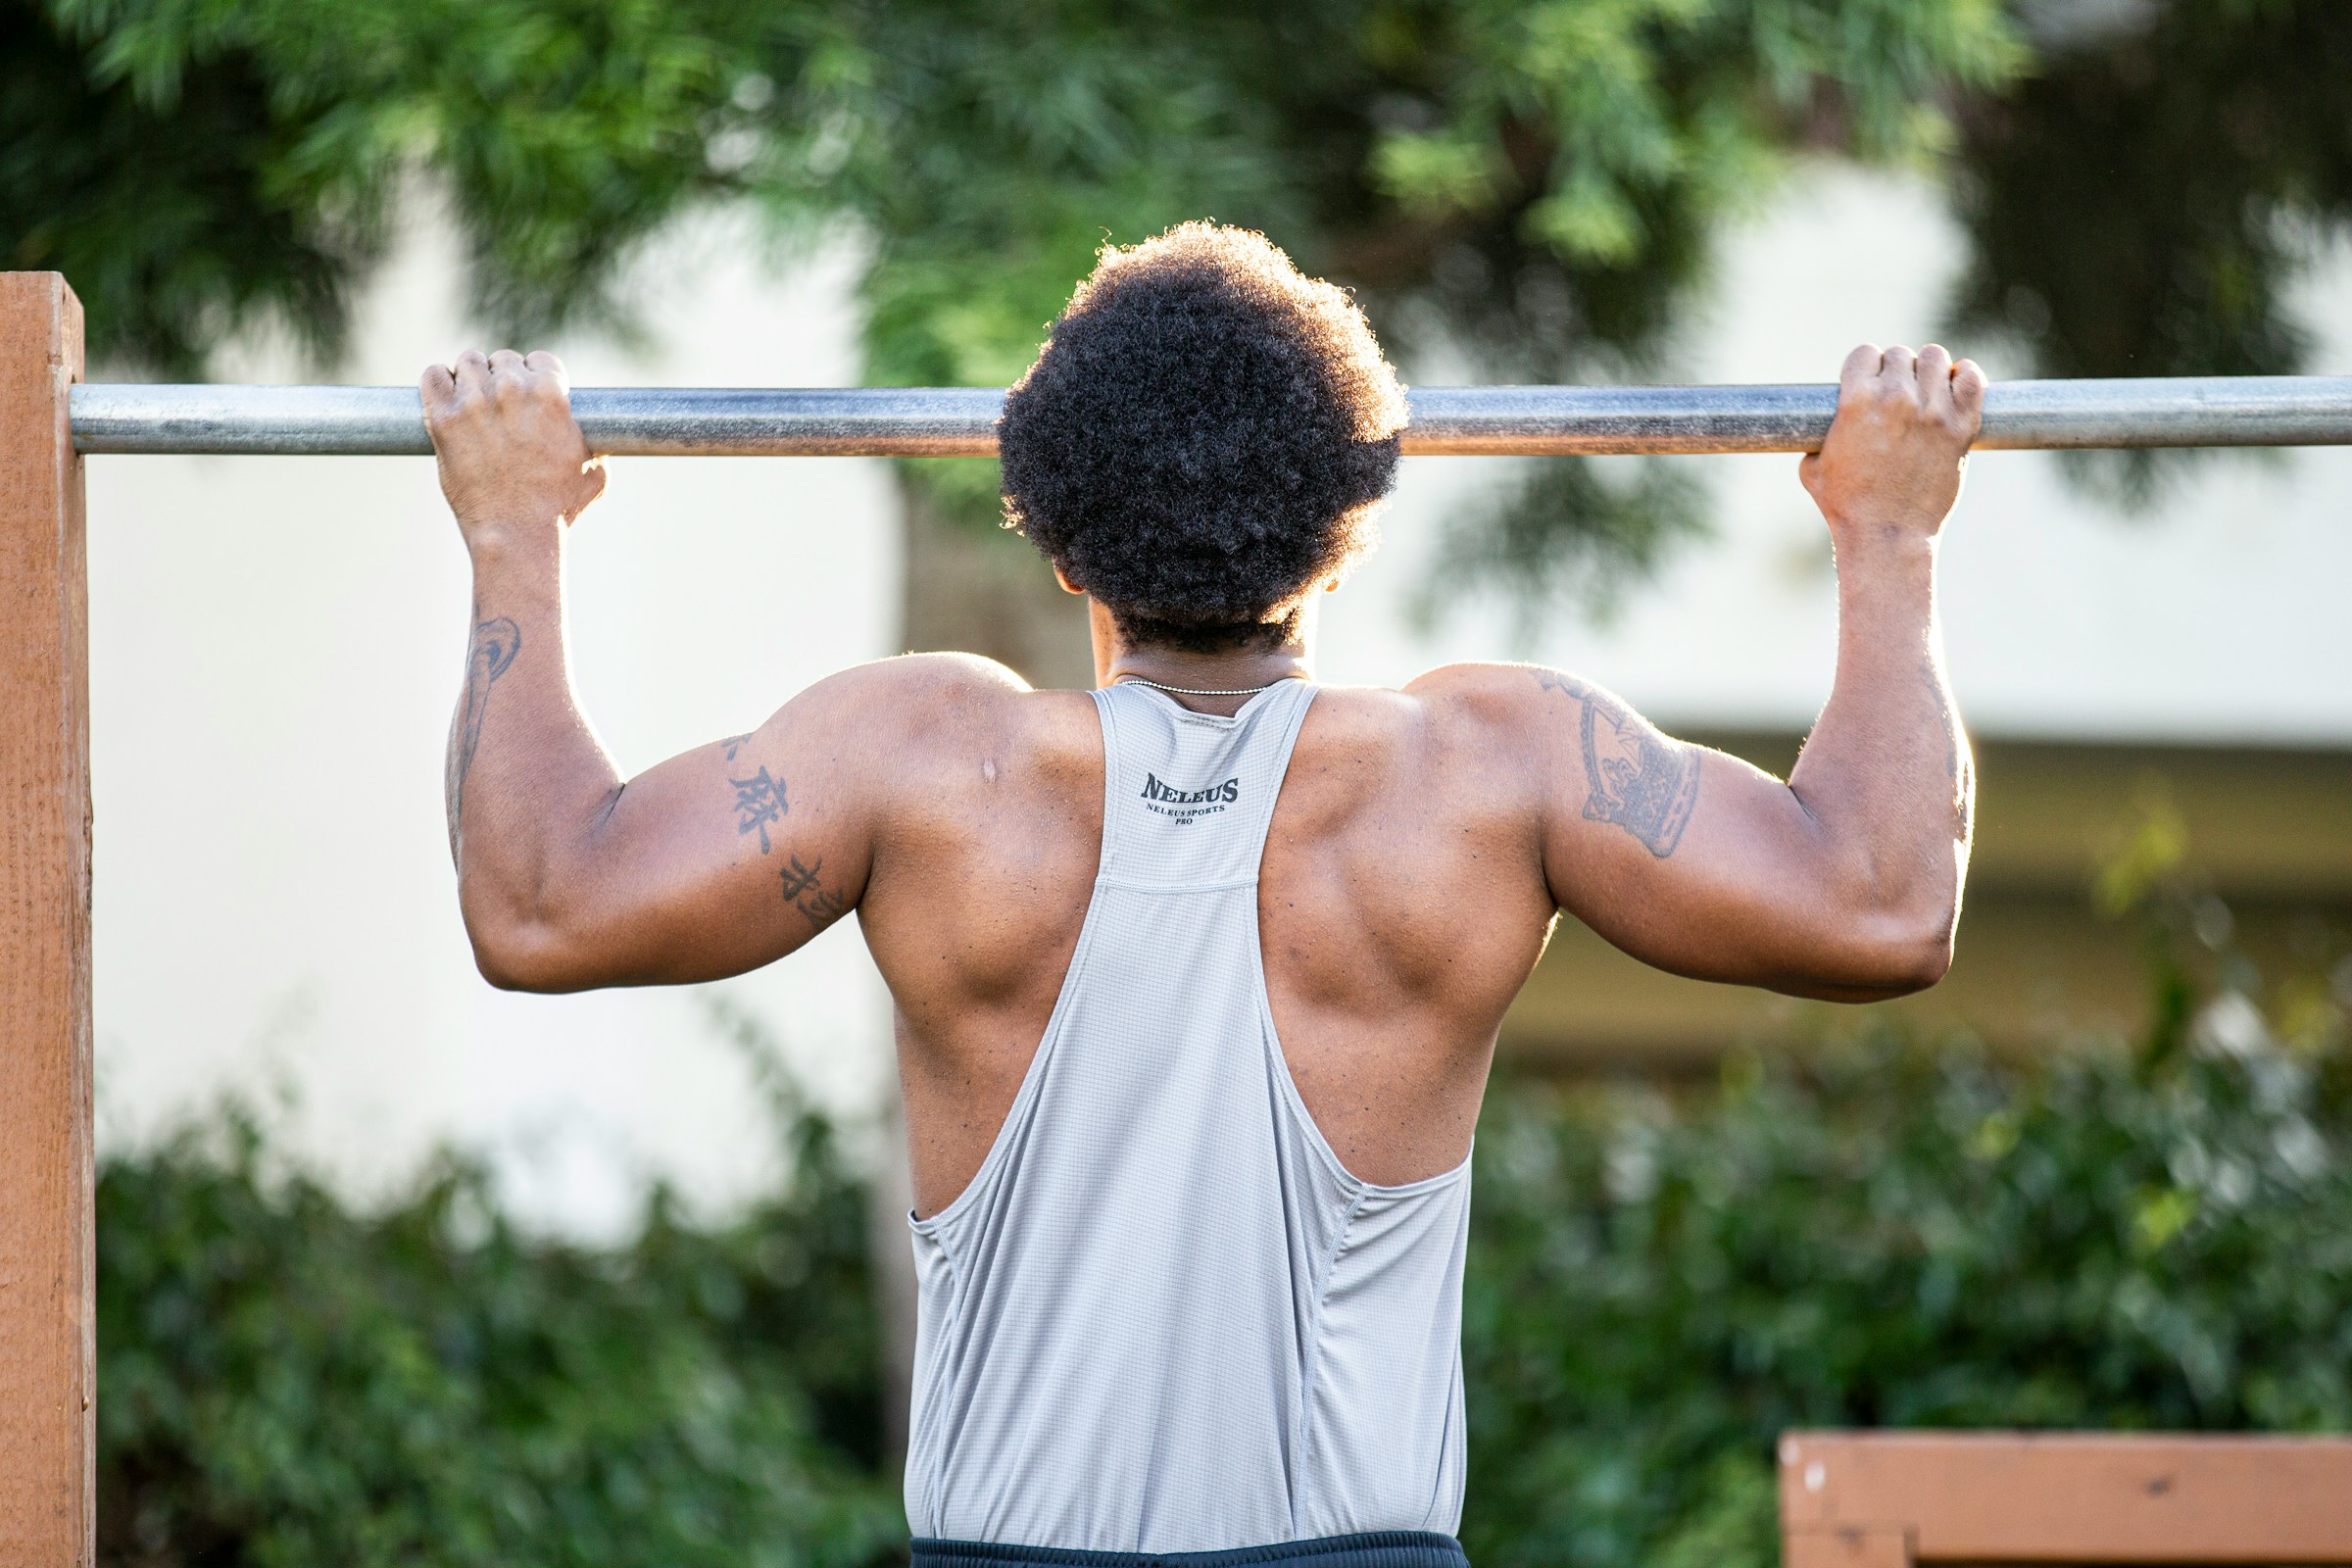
[868,662,1556,1220]
[891,676,1494,1549]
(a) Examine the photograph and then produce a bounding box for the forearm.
[1787,526,1973,963]
[445,531,626,970]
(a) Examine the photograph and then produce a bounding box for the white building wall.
[85,170,2352,1232]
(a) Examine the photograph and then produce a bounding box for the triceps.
[776,853,851,929]
[1532,669,1701,858]
[712,732,857,933]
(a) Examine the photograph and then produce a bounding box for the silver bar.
[66,384,1008,458]
[67,376,2352,458]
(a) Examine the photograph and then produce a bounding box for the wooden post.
[0,272,94,1568]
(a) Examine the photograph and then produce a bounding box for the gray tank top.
[905,678,1473,1553]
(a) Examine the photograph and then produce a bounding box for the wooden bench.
[1779,1431,2352,1568]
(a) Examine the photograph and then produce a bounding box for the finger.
[1798,451,1822,493]
[1878,344,1917,398]
[1838,343,1881,398]
[453,349,492,398]
[1917,343,1955,417]
[418,363,459,417]
[523,349,568,394]
[487,348,527,398]
[1951,358,1989,427]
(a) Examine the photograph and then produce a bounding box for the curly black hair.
[999,221,1407,653]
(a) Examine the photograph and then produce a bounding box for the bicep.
[1528,672,1871,995]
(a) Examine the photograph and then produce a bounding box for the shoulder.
[812,650,1030,703]
[782,653,1100,784]
[1290,662,1575,795]
[1288,662,1579,744]
[789,652,1072,728]
[1396,661,1589,736]
[1318,662,1648,809]
[1397,661,1656,747]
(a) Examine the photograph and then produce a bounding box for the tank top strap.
[1091,678,1317,888]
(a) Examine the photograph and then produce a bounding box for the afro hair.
[998,221,1406,653]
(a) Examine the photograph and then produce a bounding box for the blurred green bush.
[97,1059,904,1568]
[100,871,2348,1568]
[1460,984,2351,1568]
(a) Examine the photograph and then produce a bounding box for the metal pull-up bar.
[67,374,2352,457]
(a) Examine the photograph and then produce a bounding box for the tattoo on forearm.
[728,763,789,854]
[1535,669,1700,858]
[720,733,752,761]
[777,853,848,928]
[1920,659,1973,837]
[447,615,521,840]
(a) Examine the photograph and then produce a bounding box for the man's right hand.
[420,348,609,559]
[1799,342,1986,540]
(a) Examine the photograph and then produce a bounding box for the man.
[423,221,1980,1568]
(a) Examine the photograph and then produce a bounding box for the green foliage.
[1310,0,2023,370]
[1947,0,2352,499]
[1462,1025,2352,1568]
[97,1053,901,1568]
[2,0,388,372]
[12,0,849,367]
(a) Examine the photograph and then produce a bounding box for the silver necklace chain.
[1115,675,1290,698]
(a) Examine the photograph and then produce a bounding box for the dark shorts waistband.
[911,1532,1468,1568]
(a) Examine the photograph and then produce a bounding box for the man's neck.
[1089,600,1316,716]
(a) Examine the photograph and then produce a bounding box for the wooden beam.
[1780,1431,2352,1565]
[0,273,93,1568]
[1783,1526,1911,1568]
